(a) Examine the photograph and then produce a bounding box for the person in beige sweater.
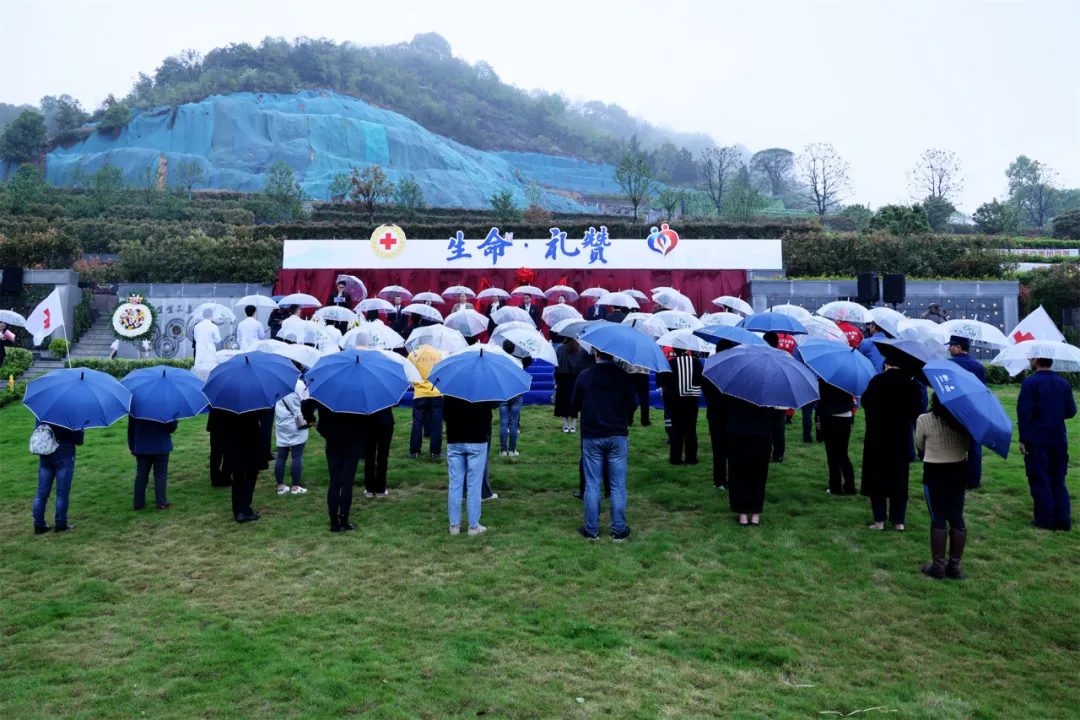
[915,395,971,580]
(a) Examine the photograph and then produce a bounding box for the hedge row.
[65,357,195,379]
[114,234,283,284]
[0,347,33,380]
[985,363,1080,389]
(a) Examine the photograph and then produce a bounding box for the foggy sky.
[1,0,1076,211]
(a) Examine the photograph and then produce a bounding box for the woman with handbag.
[30,422,84,534]
[274,377,311,496]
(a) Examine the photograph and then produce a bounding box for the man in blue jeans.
[572,350,637,541]
[499,395,523,456]
[32,423,84,534]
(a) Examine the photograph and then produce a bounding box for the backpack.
[29,424,59,456]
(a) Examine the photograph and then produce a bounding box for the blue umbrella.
[694,325,768,347]
[738,312,808,335]
[703,345,820,408]
[306,349,411,414]
[920,360,1013,459]
[577,322,670,372]
[430,348,532,402]
[796,338,877,397]
[203,351,300,414]
[23,368,131,430]
[121,366,209,422]
[873,337,934,369]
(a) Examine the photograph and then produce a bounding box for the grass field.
[0,389,1077,719]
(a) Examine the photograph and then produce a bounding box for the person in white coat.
[236,305,265,352]
[192,308,221,381]
[274,377,311,495]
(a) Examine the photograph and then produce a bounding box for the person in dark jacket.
[362,407,394,497]
[604,307,628,324]
[326,280,353,334]
[315,402,365,532]
[1018,357,1077,530]
[572,351,637,540]
[725,396,773,526]
[519,295,540,326]
[661,349,703,465]
[444,396,499,535]
[32,423,84,534]
[127,417,178,510]
[816,380,857,495]
[206,408,232,487]
[860,363,926,530]
[225,411,265,523]
[947,335,987,489]
[267,307,289,340]
[585,298,607,321]
[702,343,733,490]
[390,295,410,336]
[554,338,593,433]
[762,332,788,463]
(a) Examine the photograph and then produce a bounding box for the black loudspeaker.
[0,266,24,294]
[856,272,879,304]
[883,273,906,305]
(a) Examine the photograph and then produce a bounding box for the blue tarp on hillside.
[41,90,613,211]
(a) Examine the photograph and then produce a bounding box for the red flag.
[479,276,491,291]
[559,274,568,286]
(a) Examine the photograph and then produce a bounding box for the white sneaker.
[449,525,461,535]
[483,493,499,501]
[499,451,508,457]
[562,426,570,433]
[277,486,290,495]
[375,491,389,498]
[510,451,519,457]
[290,487,307,495]
[364,491,375,498]
[570,426,577,433]
[468,525,488,536]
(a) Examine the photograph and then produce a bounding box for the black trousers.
[326,451,360,520]
[871,494,908,525]
[771,410,786,460]
[728,436,770,514]
[209,433,230,486]
[822,415,855,494]
[923,461,967,530]
[628,374,651,425]
[364,423,394,494]
[259,412,273,470]
[669,401,699,465]
[708,418,726,488]
[231,469,258,518]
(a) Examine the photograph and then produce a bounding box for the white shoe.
[483,493,499,501]
[290,487,307,495]
[468,525,488,536]
[277,486,290,495]
[449,525,461,535]
[364,491,375,498]
[510,451,519,457]
[570,426,577,433]
[375,491,389,498]
[499,451,508,457]
[562,426,570,433]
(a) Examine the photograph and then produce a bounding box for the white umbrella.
[620,289,649,302]
[442,285,476,300]
[545,285,580,302]
[477,287,511,301]
[412,292,445,304]
[869,306,908,337]
[443,309,489,337]
[314,306,358,324]
[895,318,949,359]
[622,313,669,338]
[190,303,236,324]
[341,324,406,350]
[511,285,545,299]
[278,317,332,345]
[455,342,524,368]
[992,341,1080,373]
[597,292,640,310]
[378,285,413,303]
[402,303,444,324]
[932,319,1010,349]
[355,347,423,383]
[652,289,696,314]
[277,293,322,309]
[491,321,538,347]
[0,309,27,327]
[319,324,342,350]
[653,310,704,330]
[712,296,754,315]
[657,328,715,354]
[234,295,278,309]
[795,316,848,345]
[699,312,743,327]
[581,287,608,299]
[336,275,368,302]
[498,327,559,364]
[406,325,469,354]
[817,301,872,324]
[542,304,583,327]
[652,286,678,295]
[356,298,396,314]
[550,318,593,338]
[770,304,813,319]
[492,305,536,327]
[254,339,322,368]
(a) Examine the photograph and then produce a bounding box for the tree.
[73,164,125,216]
[172,159,205,201]
[489,190,522,224]
[137,165,161,207]
[722,183,768,221]
[749,148,795,197]
[392,175,426,220]
[348,165,395,222]
[797,142,851,218]
[263,161,309,222]
[1007,155,1058,230]
[839,204,874,232]
[656,188,684,221]
[869,204,932,235]
[524,181,543,207]
[52,96,88,136]
[0,109,47,162]
[908,148,963,203]
[1,164,45,214]
[971,198,1020,235]
[1051,209,1080,240]
[614,147,656,221]
[919,196,957,233]
[327,173,352,202]
[96,96,132,135]
[697,146,740,215]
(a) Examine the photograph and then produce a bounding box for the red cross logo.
[371,224,406,258]
[43,309,52,330]
[380,233,397,251]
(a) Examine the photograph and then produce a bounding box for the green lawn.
[0,389,1077,719]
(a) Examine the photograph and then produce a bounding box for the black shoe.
[268,454,276,461]
[1031,520,1056,530]
[611,527,632,542]
[339,516,357,531]
[572,492,584,500]
[686,459,699,466]
[641,420,652,427]
[578,526,599,540]
[802,437,814,444]
[843,487,857,496]
[785,417,793,425]
[235,513,259,523]
[431,453,443,459]
[771,456,784,464]
[54,525,76,533]
[1057,522,1072,531]
[34,525,51,535]
[408,452,420,459]
[966,483,981,490]
[330,523,343,533]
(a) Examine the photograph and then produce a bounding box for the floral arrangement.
[110,291,157,343]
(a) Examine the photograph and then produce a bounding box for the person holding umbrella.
[520,294,540,326]
[661,347,703,465]
[128,417,178,510]
[274,375,311,496]
[390,295,410,336]
[31,421,84,534]
[858,321,891,374]
[326,280,353,334]
[313,403,365,531]
[947,335,986,490]
[1018,356,1077,531]
[554,338,593,433]
[916,395,971,578]
[701,340,737,490]
[408,344,448,459]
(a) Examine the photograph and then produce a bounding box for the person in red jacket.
[837,321,864,349]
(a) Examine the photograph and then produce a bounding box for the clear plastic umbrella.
[498,327,559,364]
[511,285,545,298]
[895,318,949,360]
[580,287,608,299]
[491,321,538,347]
[817,301,872,324]
[254,339,322,368]
[492,305,536,327]
[932,319,1010,349]
[550,318,593,338]
[597,292,640,310]
[991,340,1080,373]
[795,316,848,345]
[443,309,489,337]
[277,293,322,308]
[770,304,813,319]
[412,292,445,304]
[278,317,333,345]
[657,328,715,354]
[401,303,444,324]
[341,324,406,350]
[336,275,368,302]
[378,285,413,303]
[405,325,469,354]
[442,285,476,300]
[869,306,908,337]
[620,289,649,302]
[622,313,668,338]
[712,296,754,315]
[542,304,583,327]
[545,285,579,302]
[314,306,358,324]
[653,310,704,330]
[0,309,27,327]
[699,312,743,327]
[477,287,511,301]
[190,303,236,324]
[653,289,695,314]
[356,298,396,314]
[234,295,278,309]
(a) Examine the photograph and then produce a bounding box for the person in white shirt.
[192,308,221,380]
[236,305,265,352]
[108,339,119,359]
[274,377,311,496]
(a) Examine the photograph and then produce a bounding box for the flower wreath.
[110,292,157,343]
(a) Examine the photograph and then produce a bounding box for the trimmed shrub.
[0,347,33,379]
[116,232,282,284]
[49,338,69,359]
[0,380,27,409]
[67,357,194,379]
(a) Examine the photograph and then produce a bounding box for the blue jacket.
[127,417,178,456]
[949,352,986,383]
[1017,370,1077,448]
[572,360,635,439]
[858,333,887,374]
[39,422,84,459]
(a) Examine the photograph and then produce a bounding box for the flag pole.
[60,310,72,369]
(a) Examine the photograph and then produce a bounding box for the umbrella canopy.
[234,295,278,309]
[869,307,907,337]
[356,347,423,383]
[498,327,559,364]
[622,313,668,338]
[694,325,769,347]
[477,287,511,301]
[652,289,695,314]
[378,285,413,302]
[24,368,132,430]
[698,312,743,327]
[543,304,583,327]
[795,316,848,345]
[817,301,872,324]
[653,310,704,330]
[577,322,670,372]
[703,345,820,408]
[932,319,1010,349]
[412,292,445,304]
[337,275,368,302]
[456,342,524,367]
[545,285,580,302]
[492,305,536,327]
[0,309,27,327]
[619,289,649,302]
[652,286,678,295]
[739,312,808,335]
[202,351,300,414]
[405,325,469,354]
[314,306,358,324]
[991,340,1080,373]
[551,318,593,339]
[872,337,935,370]
[341,324,406,350]
[796,338,877,397]
[921,360,1013,458]
[190,302,236,324]
[255,339,322,368]
[401,303,444,324]
[121,366,209,422]
[490,321,536,348]
[307,349,410,414]
[443,309,490,337]
[442,285,476,299]
[657,329,715,354]
[276,293,323,309]
[712,296,754,315]
[356,298,396,314]
[769,304,813,319]
[896,319,949,360]
[278,317,333,345]
[581,287,609,299]
[430,347,533,402]
[511,285,545,299]
[596,292,640,310]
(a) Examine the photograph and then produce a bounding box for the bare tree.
[908,148,963,203]
[697,146,740,215]
[613,148,655,221]
[797,143,852,219]
[749,148,795,196]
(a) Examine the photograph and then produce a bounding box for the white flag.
[26,288,64,345]
[1007,305,1064,345]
